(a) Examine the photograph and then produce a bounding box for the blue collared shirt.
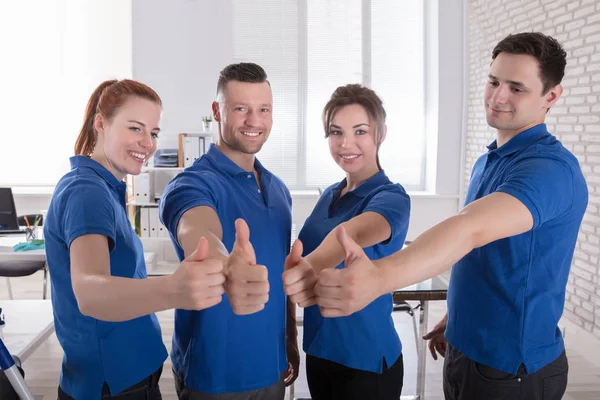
[446,124,588,374]
[298,170,410,373]
[160,144,292,394]
[44,156,167,398]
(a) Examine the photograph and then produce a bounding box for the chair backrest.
[17,214,43,227]
[0,188,20,231]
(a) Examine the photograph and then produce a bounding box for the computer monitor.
[0,187,22,232]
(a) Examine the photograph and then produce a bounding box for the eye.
[329,130,342,136]
[260,108,271,113]
[488,80,499,87]
[356,129,367,135]
[511,87,523,93]
[234,107,246,112]
[151,133,159,139]
[129,126,141,132]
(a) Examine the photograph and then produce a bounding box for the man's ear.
[544,84,563,110]
[212,101,221,122]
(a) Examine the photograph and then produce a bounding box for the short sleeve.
[496,157,574,229]
[61,178,117,250]
[363,185,411,243]
[159,170,218,237]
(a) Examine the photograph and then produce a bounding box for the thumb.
[186,237,209,262]
[422,327,442,340]
[285,239,303,270]
[233,218,256,264]
[335,225,363,267]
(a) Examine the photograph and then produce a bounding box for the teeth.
[242,131,260,137]
[129,152,146,160]
[342,155,359,159]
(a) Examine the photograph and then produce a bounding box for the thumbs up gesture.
[226,218,270,315]
[171,237,226,310]
[315,226,383,318]
[282,239,317,307]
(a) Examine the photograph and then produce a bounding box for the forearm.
[286,296,298,340]
[179,226,229,263]
[74,274,176,322]
[376,214,476,294]
[305,229,345,273]
[307,217,389,273]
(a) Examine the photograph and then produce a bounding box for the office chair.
[1,214,47,300]
[392,240,419,353]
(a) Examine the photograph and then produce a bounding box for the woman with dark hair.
[283,84,411,400]
[44,79,226,399]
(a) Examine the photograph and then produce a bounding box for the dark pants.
[306,354,404,400]
[58,366,163,400]
[173,369,285,400]
[443,344,568,400]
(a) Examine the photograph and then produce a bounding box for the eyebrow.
[128,120,161,132]
[488,74,529,89]
[330,123,370,129]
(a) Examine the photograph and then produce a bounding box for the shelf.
[148,261,178,276]
[127,201,159,207]
[139,235,171,240]
[141,166,183,172]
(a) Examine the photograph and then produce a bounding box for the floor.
[2,272,600,400]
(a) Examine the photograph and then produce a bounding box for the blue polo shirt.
[43,156,167,399]
[159,144,292,394]
[446,123,588,374]
[298,170,410,373]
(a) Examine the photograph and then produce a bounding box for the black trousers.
[57,366,163,400]
[306,354,404,400]
[443,344,568,400]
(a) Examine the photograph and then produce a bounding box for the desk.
[1,300,54,361]
[0,235,47,299]
[0,235,45,262]
[394,275,448,400]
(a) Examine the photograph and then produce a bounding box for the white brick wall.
[466,0,600,336]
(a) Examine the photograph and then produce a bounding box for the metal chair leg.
[42,264,48,300]
[411,309,419,354]
[6,277,13,300]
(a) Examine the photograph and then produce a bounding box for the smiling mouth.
[129,151,148,163]
[340,154,360,160]
[488,105,511,113]
[241,131,261,137]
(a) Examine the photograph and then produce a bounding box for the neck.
[90,151,125,182]
[345,167,379,193]
[216,143,256,172]
[496,121,542,148]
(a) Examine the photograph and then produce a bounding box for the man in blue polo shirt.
[160,62,298,399]
[312,32,587,400]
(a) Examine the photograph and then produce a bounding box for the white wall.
[129,0,466,239]
[12,0,466,242]
[465,0,600,336]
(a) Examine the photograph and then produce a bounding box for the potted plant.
[202,115,213,132]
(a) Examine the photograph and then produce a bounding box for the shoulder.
[368,182,410,204]
[54,172,112,204]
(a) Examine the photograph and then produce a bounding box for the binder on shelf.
[178,133,215,167]
[134,172,153,203]
[148,207,159,238]
[141,208,150,238]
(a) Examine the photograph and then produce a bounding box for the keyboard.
[0,229,26,235]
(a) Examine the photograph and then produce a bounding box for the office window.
[0,0,132,187]
[233,0,426,190]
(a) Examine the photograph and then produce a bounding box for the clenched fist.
[170,237,226,310]
[226,218,270,315]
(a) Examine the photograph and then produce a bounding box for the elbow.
[452,213,483,250]
[72,281,98,318]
